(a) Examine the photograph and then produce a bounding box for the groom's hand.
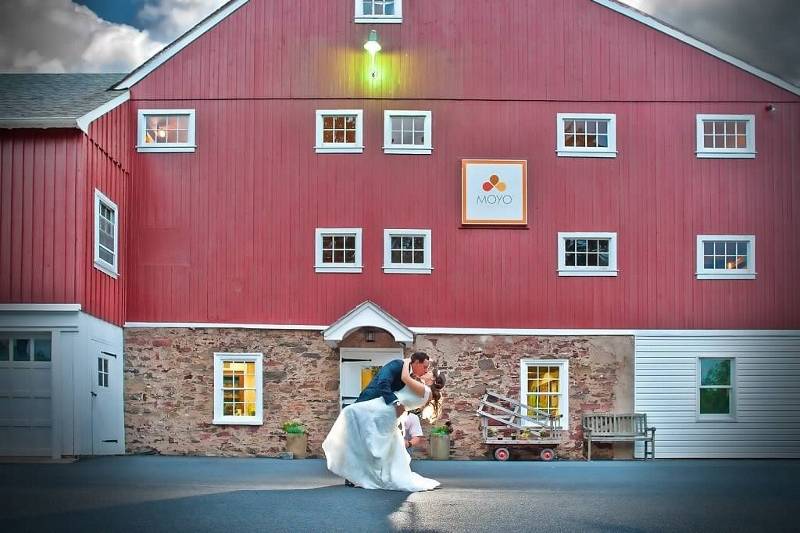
[395,404,405,416]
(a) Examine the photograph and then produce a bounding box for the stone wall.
[124,328,633,460]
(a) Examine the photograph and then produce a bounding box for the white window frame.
[696,356,737,422]
[213,353,264,425]
[315,110,364,154]
[695,114,756,159]
[94,189,119,279]
[315,228,363,273]
[136,109,196,153]
[696,235,756,280]
[557,232,618,277]
[383,110,432,155]
[354,0,402,23]
[520,359,569,429]
[556,113,617,158]
[383,229,432,274]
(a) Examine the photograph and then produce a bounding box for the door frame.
[339,347,403,409]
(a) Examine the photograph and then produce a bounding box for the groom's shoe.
[344,479,355,487]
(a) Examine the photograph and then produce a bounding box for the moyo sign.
[461,159,527,225]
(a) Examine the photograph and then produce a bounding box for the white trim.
[323,300,414,346]
[94,189,119,279]
[137,109,196,153]
[520,359,569,429]
[696,235,756,280]
[315,228,363,273]
[113,0,250,90]
[354,0,402,23]
[695,114,756,159]
[121,322,800,338]
[557,232,618,277]
[0,304,81,312]
[212,352,264,425]
[696,355,737,422]
[383,110,433,155]
[383,229,432,274]
[556,113,617,158]
[76,91,130,134]
[591,0,800,97]
[315,110,364,154]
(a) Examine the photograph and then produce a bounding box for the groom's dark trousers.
[356,359,404,405]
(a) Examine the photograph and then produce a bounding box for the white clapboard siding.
[635,334,800,458]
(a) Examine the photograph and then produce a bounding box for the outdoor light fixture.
[364,29,381,56]
[364,29,381,79]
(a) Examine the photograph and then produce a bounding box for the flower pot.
[285,433,308,459]
[429,434,450,460]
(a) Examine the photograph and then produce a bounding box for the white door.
[91,343,123,454]
[0,335,52,456]
[339,349,403,409]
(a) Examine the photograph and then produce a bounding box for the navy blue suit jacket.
[356,359,404,405]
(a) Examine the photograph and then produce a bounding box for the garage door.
[0,336,52,456]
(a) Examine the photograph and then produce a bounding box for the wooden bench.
[582,413,656,460]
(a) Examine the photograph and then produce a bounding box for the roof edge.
[112,0,249,90]
[76,91,130,134]
[592,0,800,97]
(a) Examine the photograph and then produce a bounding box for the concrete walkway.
[0,457,796,532]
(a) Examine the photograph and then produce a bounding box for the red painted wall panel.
[133,0,799,104]
[0,127,128,326]
[124,99,800,329]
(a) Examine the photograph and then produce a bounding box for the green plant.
[430,422,452,436]
[282,421,306,434]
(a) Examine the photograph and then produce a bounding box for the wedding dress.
[322,385,440,491]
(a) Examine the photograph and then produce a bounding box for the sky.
[0,0,797,87]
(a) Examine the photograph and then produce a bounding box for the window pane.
[413,131,425,145]
[700,388,730,415]
[565,253,575,266]
[33,339,51,362]
[701,358,731,386]
[391,250,401,263]
[413,237,424,249]
[565,239,575,252]
[413,117,424,130]
[323,130,333,143]
[402,132,412,145]
[322,250,332,263]
[346,130,356,143]
[703,242,714,255]
[344,250,355,263]
[14,339,30,361]
[333,236,344,248]
[99,248,115,265]
[598,253,609,267]
[588,240,598,252]
[334,117,344,129]
[334,130,345,143]
[402,251,412,263]
[0,338,8,361]
[334,250,344,263]
[413,251,424,263]
[323,116,333,129]
[345,236,355,249]
[587,254,598,266]
[576,254,587,266]
[576,240,587,252]
[725,242,736,255]
[401,237,412,250]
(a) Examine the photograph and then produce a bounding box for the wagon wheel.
[494,447,510,461]
[539,448,556,462]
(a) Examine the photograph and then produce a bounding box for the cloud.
[621,0,800,85]
[138,0,227,42]
[0,0,165,73]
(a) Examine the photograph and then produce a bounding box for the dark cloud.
[623,0,800,86]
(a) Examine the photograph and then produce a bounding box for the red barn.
[1,0,799,459]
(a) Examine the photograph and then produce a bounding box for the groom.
[357,351,431,417]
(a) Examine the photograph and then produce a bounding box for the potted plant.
[282,421,308,459]
[429,421,452,460]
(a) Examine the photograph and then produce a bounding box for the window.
[355,0,402,23]
[696,114,755,158]
[696,235,756,280]
[315,228,363,273]
[315,110,364,153]
[383,229,432,274]
[520,360,569,428]
[383,111,432,154]
[697,357,736,420]
[213,353,263,425]
[137,109,196,153]
[0,335,51,362]
[556,113,617,157]
[98,357,109,388]
[94,189,119,278]
[557,232,618,276]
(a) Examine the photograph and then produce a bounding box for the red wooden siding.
[132,0,799,104]
[0,127,128,326]
[125,99,800,329]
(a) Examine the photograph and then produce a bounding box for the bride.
[322,358,446,491]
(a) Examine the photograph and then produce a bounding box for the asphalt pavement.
[0,456,797,532]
